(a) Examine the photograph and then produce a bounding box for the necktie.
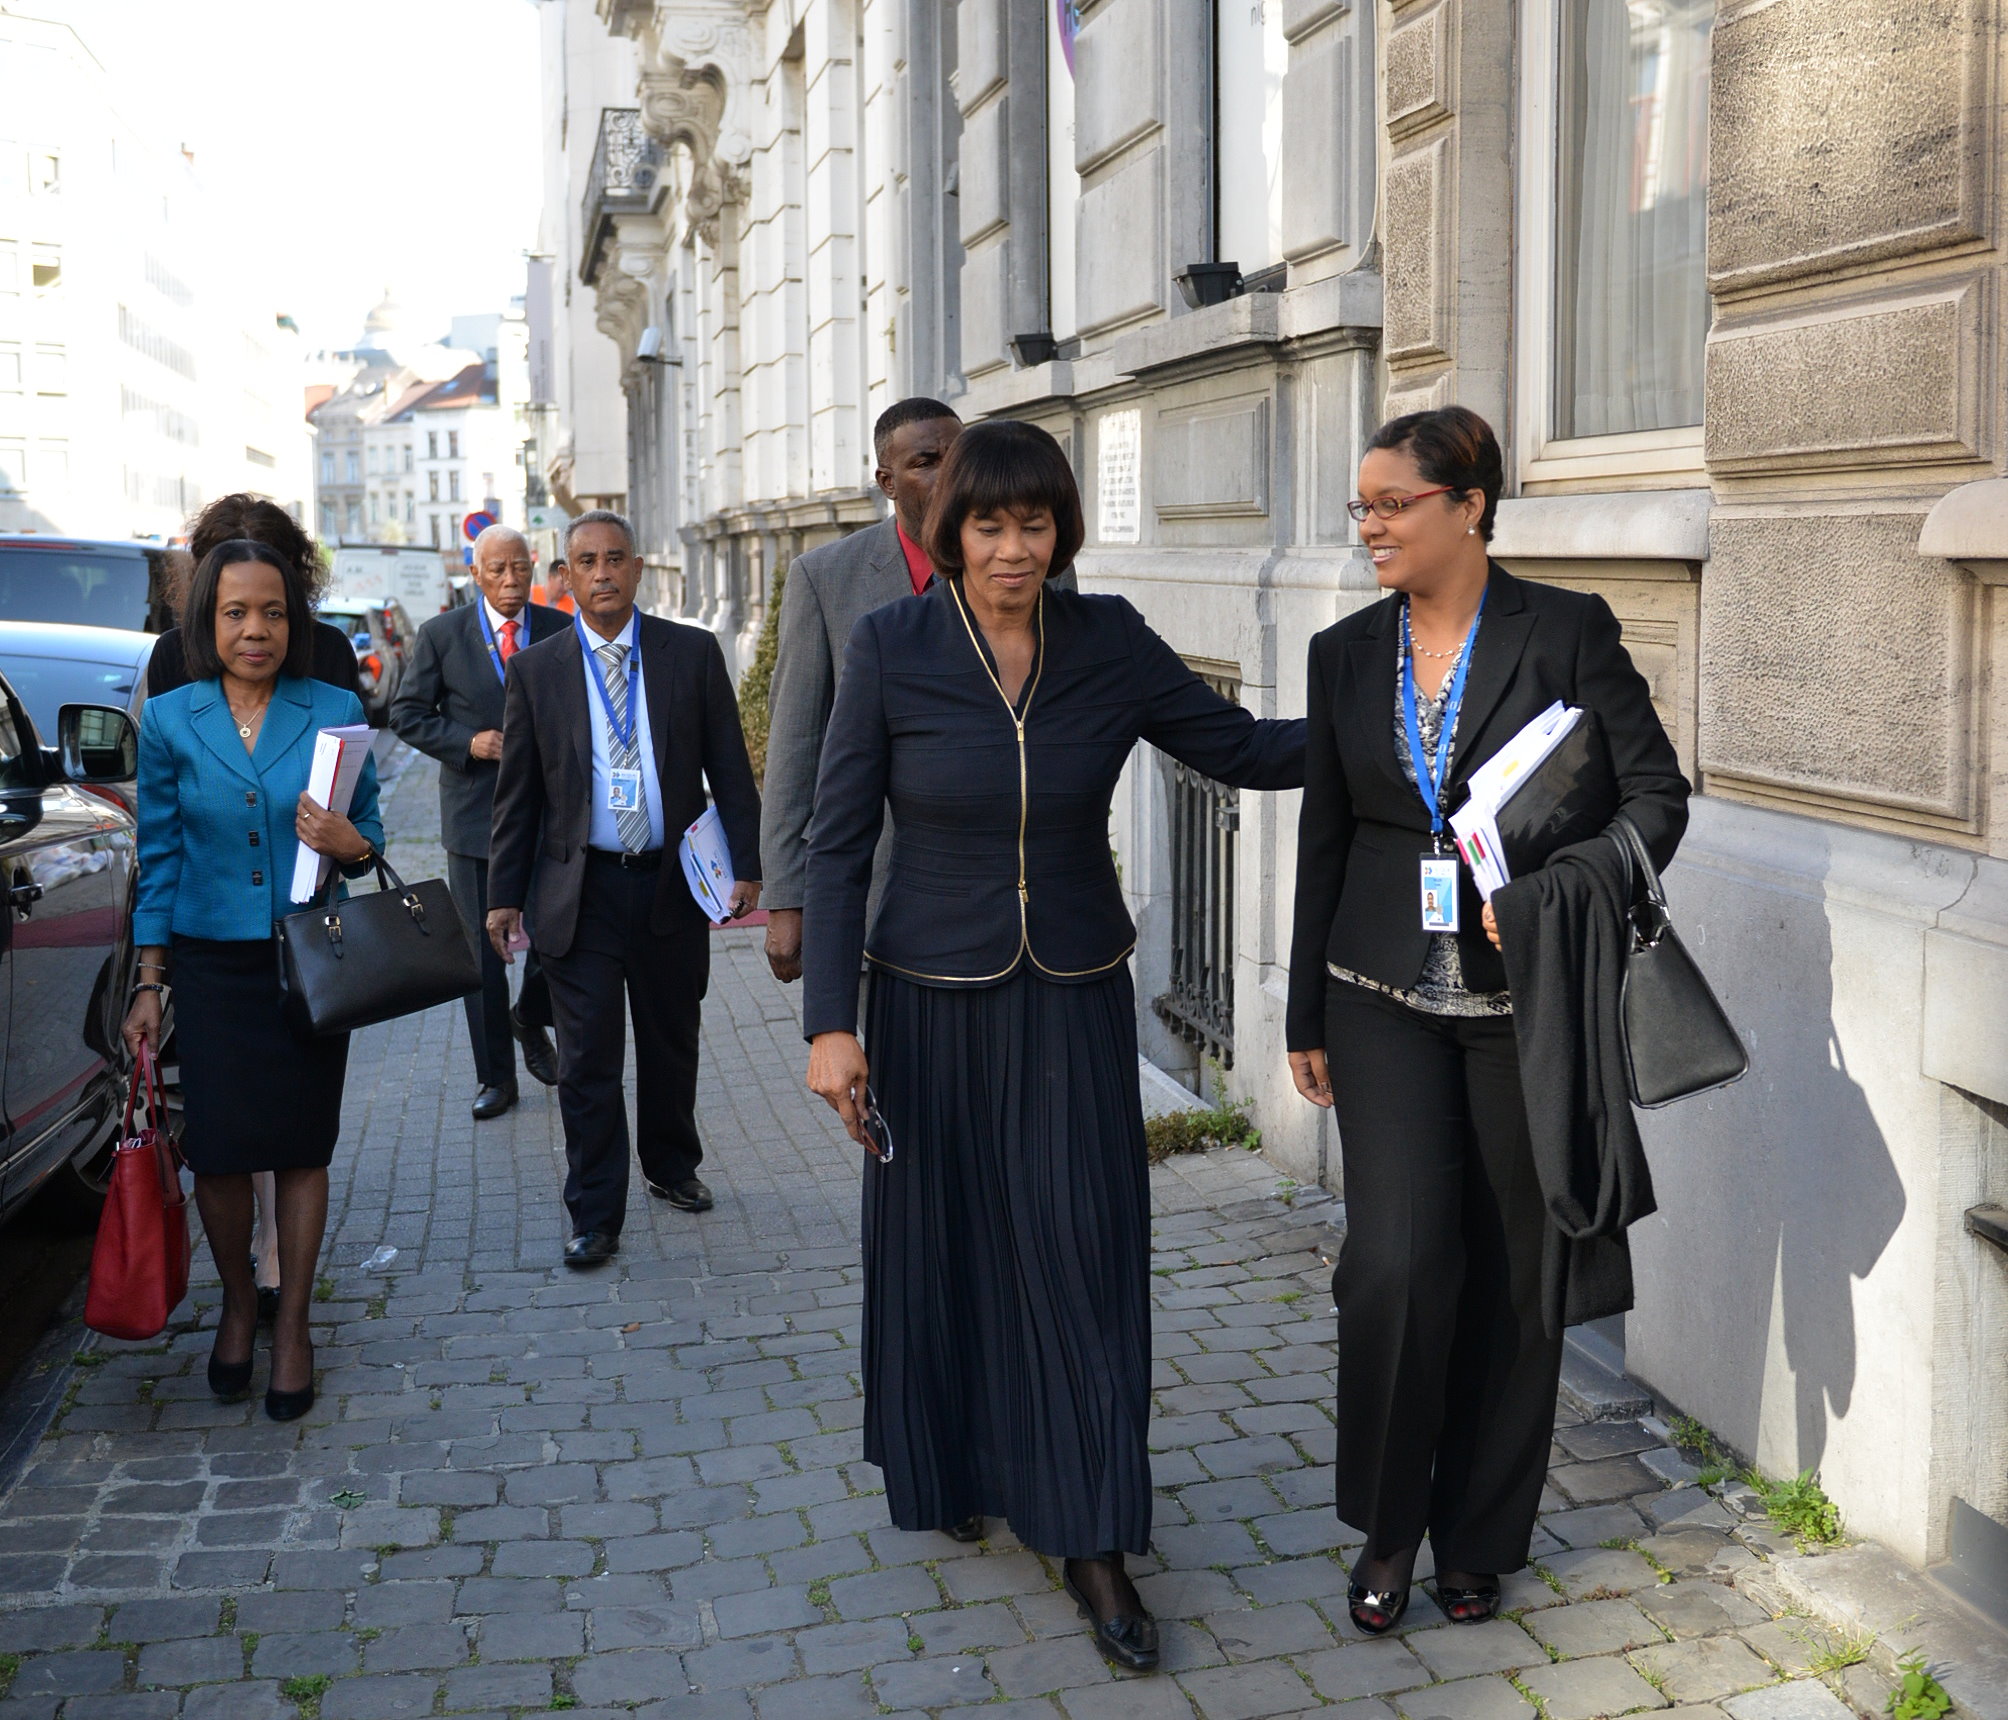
[496,618,517,663]
[594,641,652,852]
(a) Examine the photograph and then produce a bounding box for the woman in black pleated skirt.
[801,422,1305,1673]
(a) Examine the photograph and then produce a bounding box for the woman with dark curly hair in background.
[148,493,362,702]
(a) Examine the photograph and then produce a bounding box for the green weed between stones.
[1144,1094,1260,1161]
[1801,1620,1875,1675]
[1666,1413,1736,1487]
[0,1653,19,1697]
[1886,1651,1953,1720]
[311,1274,335,1303]
[1747,1467,1844,1546]
[281,1672,331,1716]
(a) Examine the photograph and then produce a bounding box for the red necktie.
[497,619,518,663]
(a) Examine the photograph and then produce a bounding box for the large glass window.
[1215,0,1287,278]
[1554,0,1711,439]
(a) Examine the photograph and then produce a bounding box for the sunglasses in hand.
[858,1085,894,1164]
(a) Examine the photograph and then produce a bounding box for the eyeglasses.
[1346,485,1457,523]
[860,1086,894,1164]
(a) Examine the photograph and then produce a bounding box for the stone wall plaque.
[1098,408,1143,544]
[957,95,1011,247]
[1076,148,1165,335]
[1705,282,1990,473]
[1154,398,1270,520]
[1383,136,1451,366]
[1384,1,1450,142]
[1282,28,1352,264]
[1709,0,1988,293]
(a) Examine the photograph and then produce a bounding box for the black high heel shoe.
[206,1350,254,1400]
[1346,1582,1411,1636]
[265,1340,315,1422]
[1063,1556,1159,1673]
[1436,1580,1501,1625]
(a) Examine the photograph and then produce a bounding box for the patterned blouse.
[1327,609,1513,1018]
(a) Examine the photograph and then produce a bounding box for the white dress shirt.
[577,611,666,851]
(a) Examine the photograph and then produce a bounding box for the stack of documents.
[679,805,737,922]
[290,725,375,901]
[1450,702,1616,900]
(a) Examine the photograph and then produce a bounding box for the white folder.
[679,805,737,922]
[289,725,375,901]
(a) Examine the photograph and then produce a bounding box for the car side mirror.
[58,703,138,785]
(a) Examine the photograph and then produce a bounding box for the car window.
[0,548,152,631]
[0,654,133,743]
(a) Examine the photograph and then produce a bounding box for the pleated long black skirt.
[172,935,349,1175]
[862,964,1153,1558]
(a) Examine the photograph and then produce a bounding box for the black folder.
[1490,709,1621,880]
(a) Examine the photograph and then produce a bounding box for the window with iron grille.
[1152,659,1240,1067]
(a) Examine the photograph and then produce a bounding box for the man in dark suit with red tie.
[486,511,762,1265]
[391,525,568,1119]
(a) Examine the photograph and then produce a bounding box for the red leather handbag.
[84,1045,191,1342]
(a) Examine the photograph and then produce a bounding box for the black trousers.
[1325,979,1563,1575]
[447,852,552,1089]
[541,857,709,1236]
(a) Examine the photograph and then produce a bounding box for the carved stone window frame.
[1510,0,1710,495]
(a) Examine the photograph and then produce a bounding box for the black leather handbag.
[276,853,481,1037]
[1607,813,1748,1108]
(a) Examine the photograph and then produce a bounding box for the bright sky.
[63,0,543,350]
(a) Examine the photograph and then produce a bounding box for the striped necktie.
[593,640,652,852]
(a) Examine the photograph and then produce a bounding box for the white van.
[328,544,456,619]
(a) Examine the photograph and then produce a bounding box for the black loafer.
[564,1230,619,1267]
[945,1516,985,1543]
[1063,1560,1159,1674]
[645,1177,713,1212]
[511,1011,558,1087]
[472,1083,517,1120]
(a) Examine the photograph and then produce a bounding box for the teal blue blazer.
[134,674,385,946]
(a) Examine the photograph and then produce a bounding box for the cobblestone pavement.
[0,751,1895,1719]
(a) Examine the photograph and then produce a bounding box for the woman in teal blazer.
[123,540,383,1422]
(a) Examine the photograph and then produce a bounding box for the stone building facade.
[544,0,2008,1598]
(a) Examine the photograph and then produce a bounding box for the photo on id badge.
[609,768,642,812]
[1419,854,1460,933]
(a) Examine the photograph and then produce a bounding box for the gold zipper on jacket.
[947,579,1044,954]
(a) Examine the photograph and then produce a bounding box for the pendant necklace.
[229,691,272,739]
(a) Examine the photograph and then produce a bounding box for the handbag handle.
[121,1040,165,1139]
[1605,811,1671,947]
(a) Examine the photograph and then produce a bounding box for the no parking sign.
[462,511,498,542]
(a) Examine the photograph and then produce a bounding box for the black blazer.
[801,581,1305,1039]
[487,611,763,959]
[389,601,568,858]
[147,619,363,702]
[1286,564,1689,1048]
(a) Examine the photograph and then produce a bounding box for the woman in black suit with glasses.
[1287,407,1688,1633]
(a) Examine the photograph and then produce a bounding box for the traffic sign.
[462,511,498,542]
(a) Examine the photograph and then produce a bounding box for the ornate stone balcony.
[580,107,663,285]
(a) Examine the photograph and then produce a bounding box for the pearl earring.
[1466,527,1475,536]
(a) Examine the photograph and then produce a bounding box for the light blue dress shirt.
[578,611,666,851]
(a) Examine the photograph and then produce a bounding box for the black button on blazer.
[801,581,1306,1039]
[1285,563,1690,1049]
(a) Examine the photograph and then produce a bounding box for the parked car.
[0,623,152,814]
[0,675,147,1228]
[319,598,413,725]
[0,536,180,635]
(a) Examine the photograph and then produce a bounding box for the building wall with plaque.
[543,0,2008,1588]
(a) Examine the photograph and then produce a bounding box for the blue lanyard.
[1399,590,1485,840]
[576,612,639,750]
[476,604,514,684]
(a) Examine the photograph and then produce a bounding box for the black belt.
[586,847,664,871]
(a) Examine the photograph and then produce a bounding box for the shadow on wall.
[1643,844,1906,1478]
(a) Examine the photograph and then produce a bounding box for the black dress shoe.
[207,1350,254,1400]
[1347,1582,1411,1636]
[644,1177,713,1212]
[945,1516,984,1543]
[511,1010,558,1086]
[1063,1558,1159,1674]
[265,1384,315,1421]
[564,1230,619,1267]
[471,1083,518,1120]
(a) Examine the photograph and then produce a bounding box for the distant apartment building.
[0,7,310,539]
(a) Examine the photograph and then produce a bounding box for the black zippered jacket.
[801,579,1305,1039]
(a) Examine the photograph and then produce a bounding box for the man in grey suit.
[761,397,1075,984]
[391,525,567,1117]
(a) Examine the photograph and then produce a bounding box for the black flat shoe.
[206,1351,254,1400]
[1436,1580,1501,1624]
[264,1384,315,1422]
[472,1083,518,1120]
[511,1011,558,1087]
[945,1516,984,1543]
[564,1230,619,1267]
[1347,1582,1411,1636]
[1063,1559,1159,1674]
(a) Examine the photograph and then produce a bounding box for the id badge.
[1419,854,1461,934]
[607,768,642,812]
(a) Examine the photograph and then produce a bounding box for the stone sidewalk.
[0,752,1914,1719]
